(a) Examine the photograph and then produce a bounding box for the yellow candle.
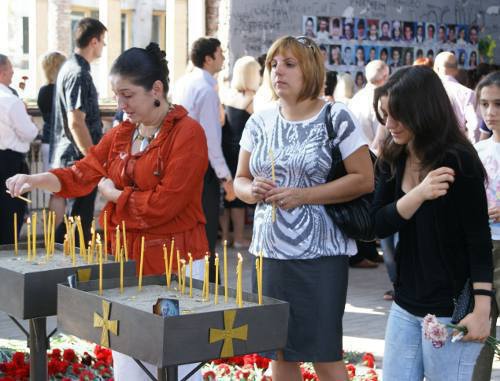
[63,234,68,256]
[121,221,128,261]
[47,210,56,255]
[87,240,93,264]
[180,259,186,294]
[103,210,108,261]
[176,249,180,289]
[27,217,31,260]
[214,253,219,305]
[163,244,169,287]
[97,235,103,296]
[168,237,174,288]
[32,212,37,259]
[203,254,209,301]
[115,225,120,262]
[120,247,124,294]
[138,236,145,291]
[269,149,276,223]
[46,211,52,257]
[237,253,243,307]
[42,209,47,253]
[90,219,96,262]
[188,253,193,298]
[224,240,228,302]
[13,213,18,256]
[76,217,86,258]
[50,211,56,255]
[71,221,76,266]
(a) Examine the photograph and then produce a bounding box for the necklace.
[132,104,175,152]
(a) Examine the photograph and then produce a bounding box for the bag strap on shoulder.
[324,103,336,141]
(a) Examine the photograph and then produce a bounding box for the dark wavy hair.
[373,66,485,179]
[110,42,169,96]
[190,37,221,68]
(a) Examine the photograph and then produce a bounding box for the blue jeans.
[384,303,483,381]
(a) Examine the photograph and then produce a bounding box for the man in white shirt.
[434,51,480,141]
[348,59,389,152]
[173,37,235,281]
[0,54,39,244]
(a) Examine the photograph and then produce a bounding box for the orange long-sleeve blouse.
[51,105,209,275]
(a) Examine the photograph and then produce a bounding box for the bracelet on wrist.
[472,289,495,297]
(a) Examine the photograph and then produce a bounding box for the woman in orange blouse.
[6,43,209,276]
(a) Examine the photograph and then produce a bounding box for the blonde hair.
[333,73,355,102]
[41,52,66,84]
[265,36,325,102]
[231,56,261,92]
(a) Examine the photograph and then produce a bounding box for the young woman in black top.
[372,66,493,380]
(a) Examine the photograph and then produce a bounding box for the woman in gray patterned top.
[234,36,374,380]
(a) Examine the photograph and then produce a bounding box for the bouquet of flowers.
[422,313,500,355]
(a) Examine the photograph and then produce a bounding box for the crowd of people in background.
[1,15,500,381]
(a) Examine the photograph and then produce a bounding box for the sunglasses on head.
[293,36,316,51]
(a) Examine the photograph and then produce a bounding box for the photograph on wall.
[355,45,366,66]
[355,18,366,41]
[426,23,436,42]
[330,17,342,40]
[402,47,414,66]
[415,23,425,43]
[403,21,415,43]
[379,20,391,41]
[342,18,355,40]
[366,46,379,62]
[316,16,330,42]
[330,44,342,65]
[303,16,317,38]
[366,19,379,42]
[392,20,402,41]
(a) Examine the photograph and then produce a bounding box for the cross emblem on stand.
[93,300,119,347]
[209,310,248,357]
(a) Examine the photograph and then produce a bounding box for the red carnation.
[72,362,83,375]
[216,363,231,376]
[63,348,77,363]
[362,353,375,368]
[346,363,356,378]
[202,369,216,380]
[79,369,96,380]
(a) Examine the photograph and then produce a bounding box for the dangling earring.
[154,99,161,107]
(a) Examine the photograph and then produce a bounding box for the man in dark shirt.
[51,17,107,243]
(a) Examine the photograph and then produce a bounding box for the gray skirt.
[252,255,348,362]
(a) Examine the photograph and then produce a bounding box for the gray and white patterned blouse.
[240,102,367,260]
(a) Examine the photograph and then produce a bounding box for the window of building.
[152,12,166,50]
[22,16,29,54]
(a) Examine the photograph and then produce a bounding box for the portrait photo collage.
[303,15,480,84]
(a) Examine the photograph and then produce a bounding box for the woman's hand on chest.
[98,177,122,203]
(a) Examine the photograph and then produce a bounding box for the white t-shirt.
[475,137,500,240]
[240,102,368,259]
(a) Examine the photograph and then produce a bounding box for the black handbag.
[451,278,474,324]
[323,103,376,241]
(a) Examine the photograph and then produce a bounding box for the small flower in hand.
[422,314,449,348]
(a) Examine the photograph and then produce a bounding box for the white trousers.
[113,259,205,381]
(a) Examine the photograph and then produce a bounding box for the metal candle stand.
[0,243,136,381]
[57,275,289,381]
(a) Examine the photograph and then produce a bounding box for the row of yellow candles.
[161,240,264,306]
[14,211,263,305]
[13,210,57,260]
